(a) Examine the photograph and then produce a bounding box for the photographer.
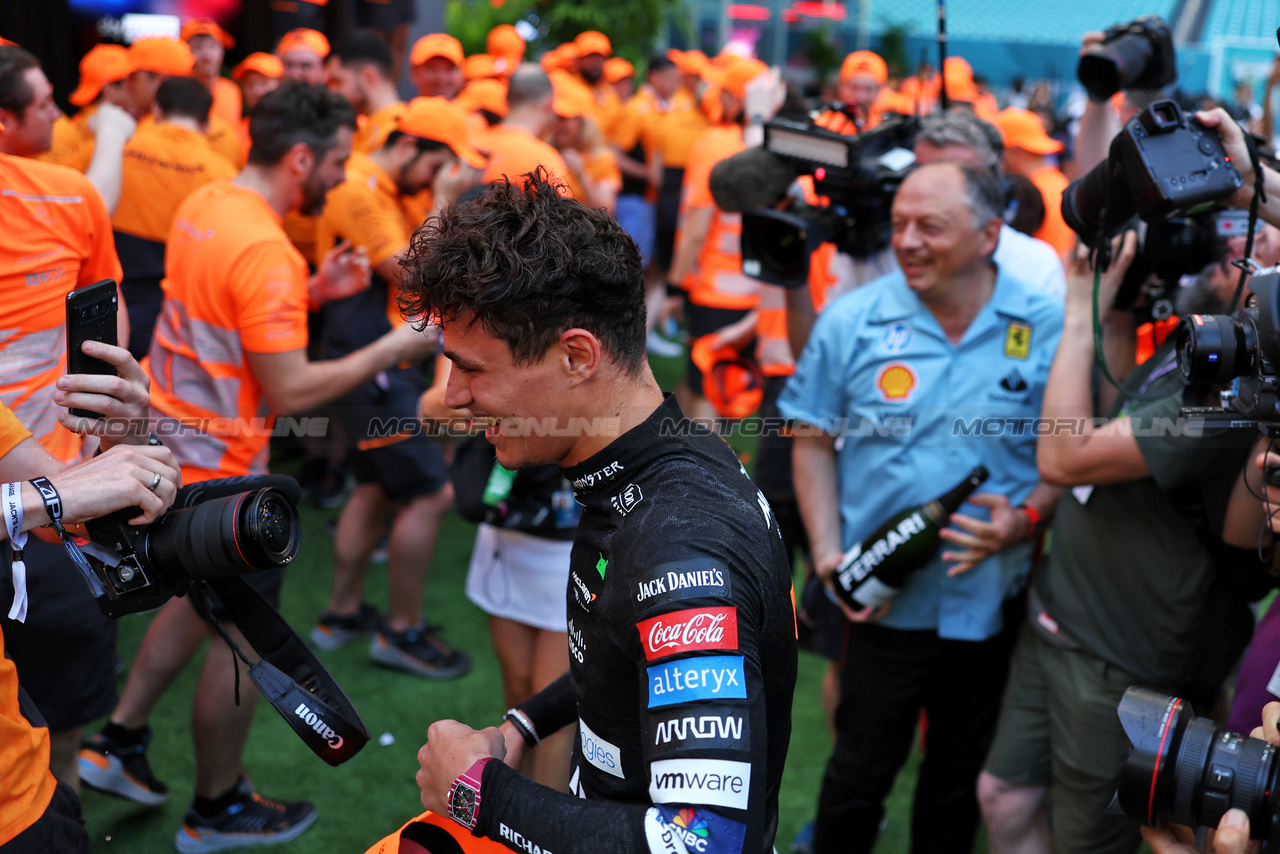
[977,236,1263,854]
[0,344,181,854]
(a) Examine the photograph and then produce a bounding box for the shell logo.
[876,362,917,402]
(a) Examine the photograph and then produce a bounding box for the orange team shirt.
[113,122,237,242]
[653,88,707,170]
[1029,164,1074,257]
[36,110,95,171]
[681,124,758,311]
[353,101,406,156]
[210,77,242,129]
[0,154,123,462]
[587,80,622,138]
[315,152,413,326]
[0,403,57,849]
[205,114,246,170]
[146,181,310,483]
[612,86,659,153]
[564,147,622,204]
[479,124,573,192]
[282,212,318,266]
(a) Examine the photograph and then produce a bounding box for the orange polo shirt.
[36,110,95,172]
[652,88,707,170]
[146,181,310,483]
[209,77,243,128]
[113,122,237,243]
[681,124,758,311]
[0,154,123,462]
[479,124,573,191]
[1029,164,1073,257]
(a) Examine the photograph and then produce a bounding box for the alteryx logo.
[647,655,746,708]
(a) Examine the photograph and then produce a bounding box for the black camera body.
[1078,15,1176,102]
[1063,100,1243,251]
[1177,271,1280,427]
[82,478,301,619]
[740,114,919,288]
[1115,687,1280,846]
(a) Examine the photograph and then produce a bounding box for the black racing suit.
[473,395,798,854]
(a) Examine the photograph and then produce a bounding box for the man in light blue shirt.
[779,160,1063,854]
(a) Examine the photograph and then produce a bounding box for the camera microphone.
[709,147,804,213]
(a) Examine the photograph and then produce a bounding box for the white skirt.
[465,523,573,633]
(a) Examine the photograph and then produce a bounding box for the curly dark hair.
[400,168,647,374]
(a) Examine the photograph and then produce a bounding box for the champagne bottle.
[833,466,990,610]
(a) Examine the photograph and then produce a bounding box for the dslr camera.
[1113,687,1280,847]
[738,114,920,288]
[1078,15,1176,102]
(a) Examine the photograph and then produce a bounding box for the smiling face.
[442,314,584,471]
[890,163,999,304]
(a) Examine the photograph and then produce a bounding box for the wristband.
[3,482,27,623]
[664,281,684,298]
[29,477,103,598]
[1018,504,1043,542]
[504,707,541,746]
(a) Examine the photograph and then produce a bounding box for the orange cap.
[181,18,235,49]
[128,37,195,77]
[540,43,579,74]
[275,28,329,60]
[719,57,768,99]
[667,48,709,78]
[603,57,634,83]
[410,33,463,68]
[994,107,1063,155]
[552,81,596,119]
[463,53,501,80]
[486,24,525,67]
[69,44,131,107]
[573,31,611,58]
[840,50,887,85]
[233,52,284,82]
[396,97,486,168]
[942,55,977,102]
[691,336,764,419]
[456,79,508,119]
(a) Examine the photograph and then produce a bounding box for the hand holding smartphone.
[65,280,119,419]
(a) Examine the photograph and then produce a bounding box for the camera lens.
[140,487,301,580]
[1175,312,1259,383]
[1061,156,1137,247]
[1115,687,1279,840]
[1078,33,1154,102]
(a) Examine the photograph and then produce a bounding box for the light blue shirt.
[779,266,1063,641]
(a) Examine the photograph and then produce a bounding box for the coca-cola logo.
[636,607,738,661]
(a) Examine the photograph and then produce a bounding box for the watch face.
[452,784,477,825]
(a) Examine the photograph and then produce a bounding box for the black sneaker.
[174,778,317,853]
[370,621,472,680]
[79,726,169,806]
[310,602,382,651]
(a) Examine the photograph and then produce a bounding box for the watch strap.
[448,756,493,831]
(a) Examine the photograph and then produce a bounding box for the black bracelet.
[28,477,65,533]
[29,477,102,596]
[664,281,684,298]
[504,708,540,747]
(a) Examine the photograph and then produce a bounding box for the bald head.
[506,63,553,110]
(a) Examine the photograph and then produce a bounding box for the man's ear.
[286,141,314,178]
[559,328,602,387]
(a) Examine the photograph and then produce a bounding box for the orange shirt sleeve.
[320,180,408,269]
[0,404,31,459]
[231,241,310,353]
[587,148,622,188]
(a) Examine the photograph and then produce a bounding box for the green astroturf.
[82,351,939,854]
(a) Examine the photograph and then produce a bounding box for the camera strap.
[188,578,370,766]
[1228,133,1269,314]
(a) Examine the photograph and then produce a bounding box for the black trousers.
[813,612,1021,854]
[1,783,89,854]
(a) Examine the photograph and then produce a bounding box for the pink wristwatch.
[447,757,493,831]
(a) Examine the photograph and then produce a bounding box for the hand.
[1248,700,1280,744]
[814,550,892,623]
[415,720,506,816]
[432,161,483,211]
[311,240,371,306]
[743,67,785,123]
[1079,31,1107,56]
[1252,451,1280,532]
[657,294,684,328]
[939,493,1027,577]
[1064,231,1137,321]
[56,341,152,448]
[1195,108,1254,207]
[382,321,438,367]
[417,387,474,437]
[497,720,527,771]
[1141,809,1256,854]
[88,103,137,142]
[49,443,182,526]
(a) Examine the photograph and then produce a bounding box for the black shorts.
[354,0,417,30]
[0,537,117,732]
[654,167,684,272]
[340,369,448,503]
[684,304,751,397]
[0,782,89,854]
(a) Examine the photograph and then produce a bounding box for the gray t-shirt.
[1036,346,1255,684]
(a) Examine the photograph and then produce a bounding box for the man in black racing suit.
[401,167,798,854]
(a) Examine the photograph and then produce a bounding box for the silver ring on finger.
[149,471,162,492]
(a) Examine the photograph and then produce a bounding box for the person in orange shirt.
[326,30,404,156]
[313,96,482,678]
[995,106,1074,256]
[408,33,464,100]
[113,77,236,359]
[463,53,502,83]
[479,64,572,190]
[573,31,620,135]
[181,18,241,128]
[276,27,329,85]
[662,58,771,420]
[487,23,525,75]
[77,82,432,853]
[232,52,282,113]
[0,375,181,854]
[42,44,131,172]
[650,51,709,280]
[551,81,620,213]
[604,56,635,102]
[455,77,507,131]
